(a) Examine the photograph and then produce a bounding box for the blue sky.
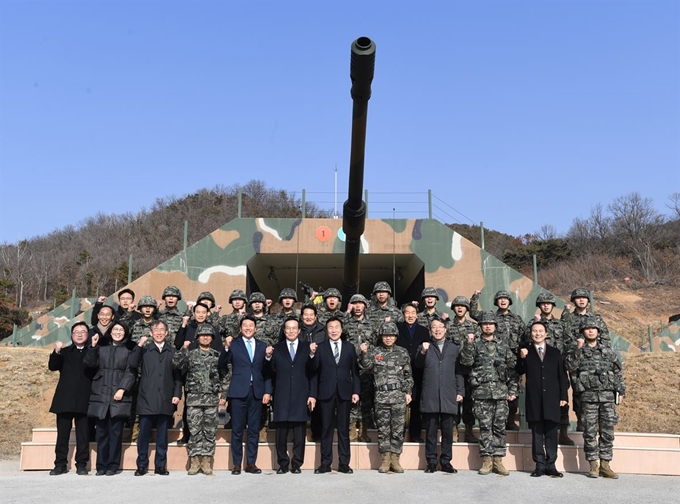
[1,0,678,244]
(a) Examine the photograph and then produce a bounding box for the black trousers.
[423,412,455,466]
[137,414,171,469]
[408,381,423,438]
[530,419,558,469]
[319,392,352,467]
[275,421,306,469]
[55,413,90,470]
[95,413,125,472]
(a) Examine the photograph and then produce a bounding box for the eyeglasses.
[72,330,88,335]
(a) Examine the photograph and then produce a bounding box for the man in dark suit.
[218,314,272,475]
[396,303,431,442]
[517,319,568,477]
[48,321,96,475]
[308,316,360,474]
[266,316,316,474]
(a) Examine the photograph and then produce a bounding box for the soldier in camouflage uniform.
[317,288,349,326]
[172,323,228,476]
[565,317,625,479]
[359,322,413,473]
[269,288,300,341]
[561,288,611,431]
[345,294,377,442]
[218,289,248,340]
[129,296,158,344]
[524,292,574,446]
[196,292,221,328]
[416,287,448,328]
[448,296,480,443]
[157,286,184,348]
[460,311,519,476]
[367,281,404,327]
[470,289,524,431]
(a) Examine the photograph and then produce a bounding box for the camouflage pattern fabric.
[158,308,183,347]
[252,314,278,346]
[129,319,155,344]
[346,316,378,426]
[562,311,611,348]
[416,309,444,329]
[473,399,510,457]
[447,318,478,346]
[523,316,566,353]
[218,312,241,340]
[186,404,219,457]
[366,303,404,328]
[469,293,524,352]
[317,308,349,327]
[359,345,413,454]
[580,401,618,461]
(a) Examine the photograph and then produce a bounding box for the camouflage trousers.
[187,405,218,457]
[375,402,407,454]
[581,401,618,461]
[473,399,509,457]
[350,374,375,427]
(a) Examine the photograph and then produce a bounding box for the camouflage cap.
[493,290,513,306]
[279,287,298,302]
[378,321,399,336]
[535,292,556,306]
[571,288,590,302]
[162,285,182,300]
[372,281,392,294]
[249,292,266,304]
[229,289,248,303]
[349,294,368,306]
[451,296,470,309]
[137,295,157,308]
[197,291,216,305]
[323,288,342,301]
[579,316,600,332]
[478,311,498,325]
[196,323,215,337]
[421,287,439,300]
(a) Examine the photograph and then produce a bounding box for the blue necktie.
[289,341,295,360]
[334,342,340,364]
[247,339,254,362]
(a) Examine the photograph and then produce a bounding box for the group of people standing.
[47,282,624,479]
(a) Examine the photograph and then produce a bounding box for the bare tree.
[536,224,557,241]
[668,192,680,219]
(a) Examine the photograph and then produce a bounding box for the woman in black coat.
[83,321,139,476]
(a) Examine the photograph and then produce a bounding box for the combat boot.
[599,460,619,479]
[349,422,357,442]
[452,424,459,443]
[358,422,372,442]
[492,456,509,476]
[587,460,599,478]
[131,422,140,443]
[478,456,493,475]
[187,456,201,476]
[390,452,404,473]
[558,425,575,446]
[201,456,214,476]
[378,452,391,473]
[258,427,268,444]
[464,424,479,443]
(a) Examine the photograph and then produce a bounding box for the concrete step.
[21,429,680,475]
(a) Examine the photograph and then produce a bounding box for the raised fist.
[128,303,136,312]
[265,346,274,358]
[441,313,449,320]
[91,334,99,347]
[138,336,148,347]
[520,348,528,359]
[225,336,233,349]
[309,342,317,355]
[466,333,475,343]
[215,304,222,312]
[98,296,107,303]
[266,299,272,308]
[186,301,195,311]
[54,341,63,353]
[474,290,481,296]
[360,342,368,353]
[183,341,191,349]
[577,338,584,349]
[421,342,430,353]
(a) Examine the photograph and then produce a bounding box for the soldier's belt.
[377,383,401,391]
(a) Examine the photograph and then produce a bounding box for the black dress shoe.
[245,464,261,474]
[232,465,241,475]
[440,463,458,474]
[105,470,116,476]
[545,467,563,478]
[276,466,289,474]
[530,467,545,477]
[76,468,88,476]
[154,467,169,475]
[96,469,107,476]
[337,465,353,474]
[424,464,437,473]
[314,464,331,474]
[134,468,148,476]
[49,467,67,476]
[291,467,301,474]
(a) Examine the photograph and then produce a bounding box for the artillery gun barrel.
[342,36,375,308]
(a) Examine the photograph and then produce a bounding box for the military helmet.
[196,323,215,337]
[278,287,298,302]
[493,290,513,306]
[535,292,556,307]
[349,294,368,306]
[478,311,498,325]
[451,296,470,310]
[137,295,157,308]
[229,289,247,303]
[421,287,439,300]
[372,281,392,295]
[197,291,216,305]
[579,316,600,332]
[249,292,266,304]
[323,287,342,301]
[162,285,182,300]
[378,321,399,336]
[571,288,590,302]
